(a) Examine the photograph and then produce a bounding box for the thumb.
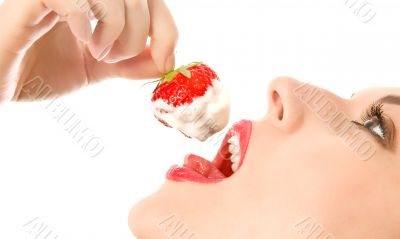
[148,0,179,73]
[150,39,176,74]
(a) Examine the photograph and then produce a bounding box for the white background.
[0,0,399,238]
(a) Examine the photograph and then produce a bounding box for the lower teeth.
[231,162,239,172]
[227,135,241,173]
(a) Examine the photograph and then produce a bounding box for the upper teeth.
[227,135,240,173]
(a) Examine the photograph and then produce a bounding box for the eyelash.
[352,102,387,140]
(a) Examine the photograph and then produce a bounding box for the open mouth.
[166,120,252,183]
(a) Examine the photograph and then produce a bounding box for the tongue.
[184,154,226,179]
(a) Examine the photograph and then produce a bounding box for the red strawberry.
[151,62,230,141]
[151,62,218,106]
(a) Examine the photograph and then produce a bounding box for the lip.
[166,119,252,183]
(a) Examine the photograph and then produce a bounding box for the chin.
[128,193,164,238]
[128,181,206,239]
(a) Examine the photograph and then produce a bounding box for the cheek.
[274,133,386,229]
[246,120,381,212]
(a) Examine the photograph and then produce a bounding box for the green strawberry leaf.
[179,69,191,78]
[162,70,178,83]
[158,61,204,86]
[191,61,203,66]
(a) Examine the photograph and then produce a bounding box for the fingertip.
[151,42,176,73]
[88,41,113,61]
[164,53,175,72]
[67,13,92,43]
[96,44,113,61]
[92,47,162,81]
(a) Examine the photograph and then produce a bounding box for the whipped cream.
[152,79,230,141]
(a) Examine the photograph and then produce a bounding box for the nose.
[267,77,306,132]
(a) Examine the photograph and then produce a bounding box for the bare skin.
[0,0,178,103]
[129,77,400,239]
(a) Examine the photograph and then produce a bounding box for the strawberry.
[151,62,217,106]
[151,62,230,141]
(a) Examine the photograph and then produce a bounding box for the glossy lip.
[166,119,253,183]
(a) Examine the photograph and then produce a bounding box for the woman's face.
[129,77,400,239]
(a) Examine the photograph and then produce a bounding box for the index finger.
[87,0,126,60]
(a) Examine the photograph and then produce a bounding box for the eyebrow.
[378,95,400,105]
[378,95,399,149]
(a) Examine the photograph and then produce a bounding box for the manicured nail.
[96,45,112,61]
[104,58,121,64]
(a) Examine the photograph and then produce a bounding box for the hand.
[0,0,178,103]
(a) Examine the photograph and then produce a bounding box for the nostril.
[272,91,284,121]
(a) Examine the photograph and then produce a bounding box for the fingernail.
[96,45,112,61]
[104,58,121,64]
[164,54,175,73]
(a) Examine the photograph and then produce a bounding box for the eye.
[352,102,387,140]
[365,117,385,139]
